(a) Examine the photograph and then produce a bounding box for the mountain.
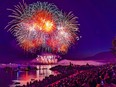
[85,51,116,62]
[57,59,105,65]
[57,51,116,65]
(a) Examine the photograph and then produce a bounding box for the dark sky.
[0,0,116,62]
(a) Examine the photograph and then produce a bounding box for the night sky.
[0,0,116,62]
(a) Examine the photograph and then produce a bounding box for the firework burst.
[6,1,80,53]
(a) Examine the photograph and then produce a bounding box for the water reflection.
[9,65,57,87]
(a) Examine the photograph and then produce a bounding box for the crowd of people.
[20,63,116,87]
[48,63,116,87]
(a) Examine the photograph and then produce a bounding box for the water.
[0,60,107,87]
[0,65,58,87]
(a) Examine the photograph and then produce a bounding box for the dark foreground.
[0,62,116,87]
[19,63,116,87]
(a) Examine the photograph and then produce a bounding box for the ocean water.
[0,65,58,87]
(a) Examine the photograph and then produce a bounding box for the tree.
[112,37,116,54]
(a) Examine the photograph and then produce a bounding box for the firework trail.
[6,1,80,53]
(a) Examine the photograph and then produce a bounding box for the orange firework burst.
[6,1,80,54]
[34,11,56,33]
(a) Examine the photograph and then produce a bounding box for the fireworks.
[32,53,60,64]
[6,1,80,53]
